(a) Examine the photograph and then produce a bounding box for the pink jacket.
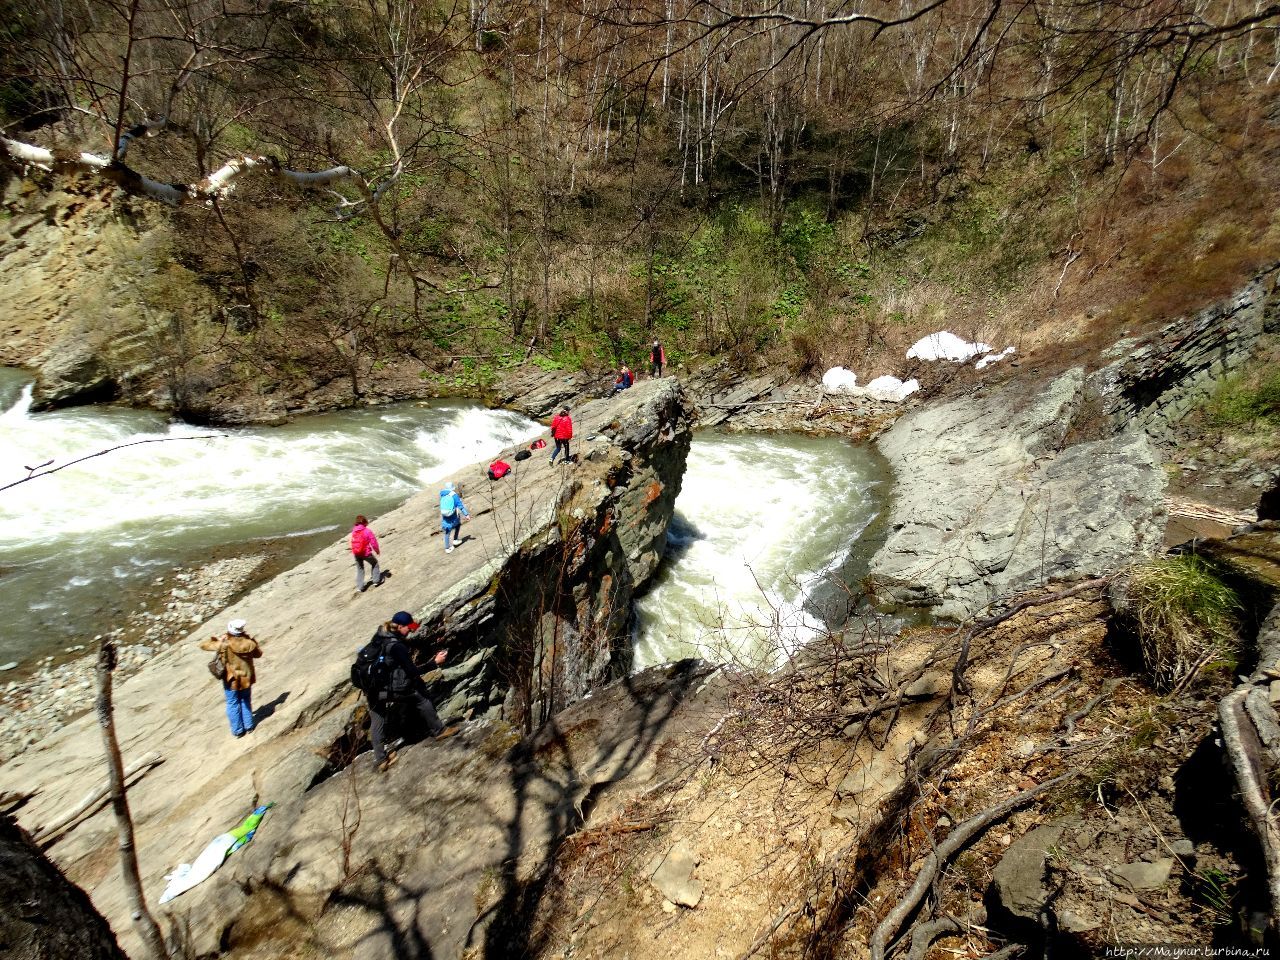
[350,523,380,557]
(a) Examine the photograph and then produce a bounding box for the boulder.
[867,370,1166,619]
[649,840,705,908]
[1110,858,1174,893]
[991,822,1066,921]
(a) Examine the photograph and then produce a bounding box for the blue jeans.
[442,515,461,549]
[550,438,571,464]
[223,686,254,736]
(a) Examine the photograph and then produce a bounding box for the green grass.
[1204,369,1280,429]
[1124,554,1240,691]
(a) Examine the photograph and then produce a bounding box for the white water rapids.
[0,368,889,673]
[634,431,888,670]
[0,368,543,665]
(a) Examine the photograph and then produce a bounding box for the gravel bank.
[0,555,265,764]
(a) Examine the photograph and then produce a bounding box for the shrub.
[1119,555,1240,691]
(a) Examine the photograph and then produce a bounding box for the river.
[0,368,543,667]
[1,368,890,673]
[634,430,890,669]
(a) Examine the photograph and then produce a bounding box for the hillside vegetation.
[2,0,1280,410]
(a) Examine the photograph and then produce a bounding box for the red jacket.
[650,343,665,364]
[551,414,573,440]
[350,523,379,557]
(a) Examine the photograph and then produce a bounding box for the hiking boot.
[445,546,454,553]
[435,726,461,740]
[358,583,369,593]
[376,751,398,773]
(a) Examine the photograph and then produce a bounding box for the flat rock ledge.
[867,369,1167,620]
[0,378,692,957]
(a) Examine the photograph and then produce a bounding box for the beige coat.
[200,633,262,691]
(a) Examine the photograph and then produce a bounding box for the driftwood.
[33,752,164,844]
[868,772,1076,960]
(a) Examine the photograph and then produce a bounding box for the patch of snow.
[975,346,1017,370]
[863,375,920,403]
[906,331,993,363]
[822,366,860,394]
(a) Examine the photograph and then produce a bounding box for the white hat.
[228,619,247,636]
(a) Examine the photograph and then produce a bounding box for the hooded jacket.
[200,632,262,691]
[350,522,380,557]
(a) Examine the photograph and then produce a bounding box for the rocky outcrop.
[215,660,722,959]
[1095,262,1280,438]
[0,178,180,410]
[0,379,692,956]
[0,813,127,959]
[867,370,1167,619]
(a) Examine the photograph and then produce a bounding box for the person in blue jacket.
[439,481,470,553]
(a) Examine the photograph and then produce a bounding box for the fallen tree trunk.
[33,753,164,844]
[1219,684,1280,933]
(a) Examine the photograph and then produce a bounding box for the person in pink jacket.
[350,515,384,593]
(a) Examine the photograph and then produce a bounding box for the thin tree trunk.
[95,639,167,960]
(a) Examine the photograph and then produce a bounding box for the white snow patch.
[863,375,919,403]
[822,366,860,394]
[906,331,992,363]
[975,346,1017,370]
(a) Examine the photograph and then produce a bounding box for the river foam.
[633,430,887,670]
[0,368,542,664]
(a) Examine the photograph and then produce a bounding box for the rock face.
[867,370,1167,619]
[0,813,127,959]
[867,265,1280,619]
[0,178,180,410]
[0,379,692,956]
[194,660,722,958]
[1095,262,1280,438]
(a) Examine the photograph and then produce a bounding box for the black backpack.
[351,636,414,702]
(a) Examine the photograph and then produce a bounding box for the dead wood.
[33,753,164,844]
[1219,685,1280,932]
[869,772,1076,960]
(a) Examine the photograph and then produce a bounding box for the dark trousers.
[550,438,571,464]
[650,361,662,377]
[368,691,443,762]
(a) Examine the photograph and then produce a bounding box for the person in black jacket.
[366,611,447,771]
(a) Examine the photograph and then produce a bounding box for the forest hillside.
[3,0,1280,416]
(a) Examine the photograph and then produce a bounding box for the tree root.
[1219,685,1280,933]
[869,772,1076,960]
[905,916,962,960]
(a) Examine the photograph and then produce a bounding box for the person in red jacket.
[549,407,573,465]
[350,515,384,593]
[649,340,665,377]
